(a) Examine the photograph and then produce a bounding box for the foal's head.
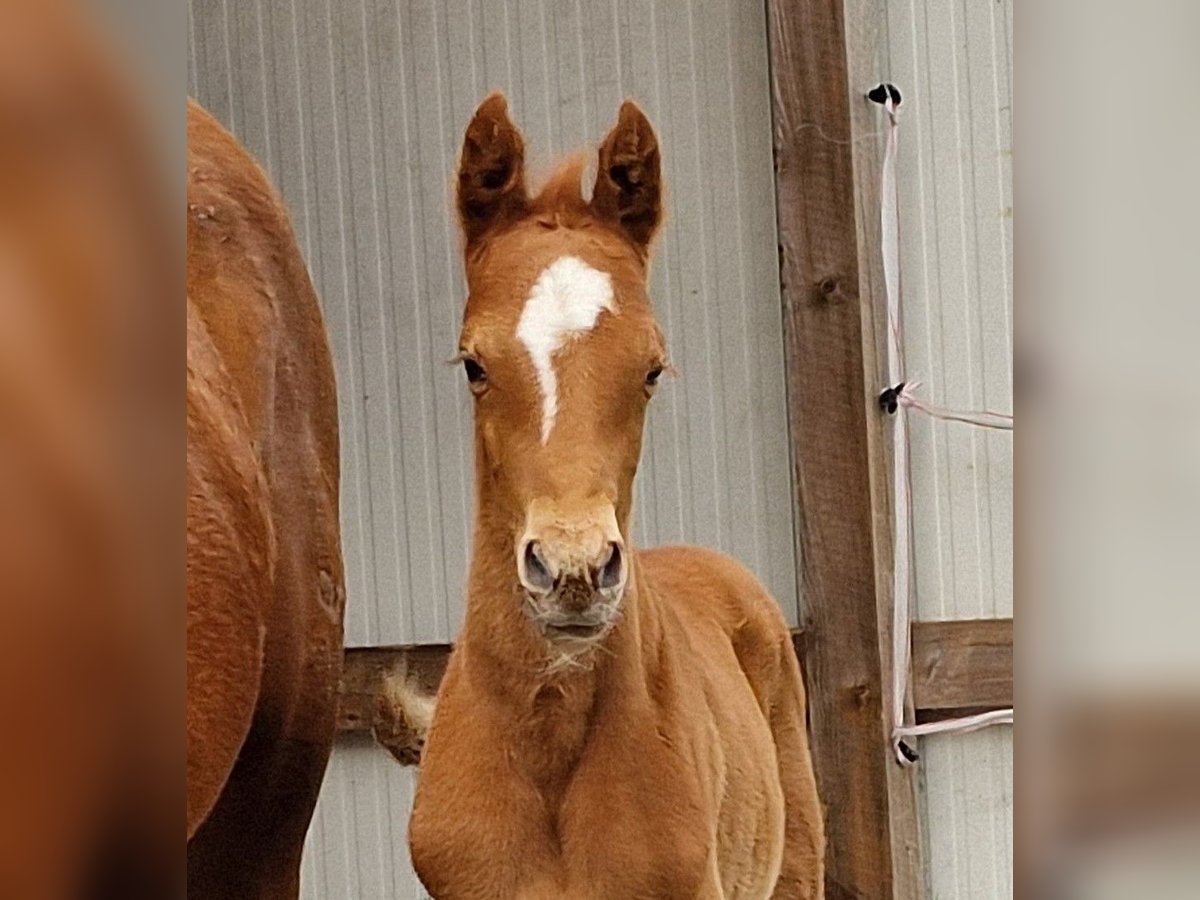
[454,94,666,646]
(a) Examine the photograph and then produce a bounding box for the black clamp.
[878,383,906,414]
[867,83,903,106]
[897,740,920,764]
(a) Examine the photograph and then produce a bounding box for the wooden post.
[765,1,923,897]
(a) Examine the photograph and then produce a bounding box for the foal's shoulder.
[638,544,758,587]
[638,545,797,696]
[636,545,791,637]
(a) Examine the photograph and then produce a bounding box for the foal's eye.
[645,366,664,390]
[463,358,487,387]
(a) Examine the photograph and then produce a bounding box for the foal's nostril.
[594,542,625,591]
[520,540,556,593]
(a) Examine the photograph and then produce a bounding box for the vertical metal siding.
[190,2,791,896]
[888,0,1014,625]
[918,729,1013,900]
[302,737,429,899]
[188,0,797,649]
[882,0,1014,896]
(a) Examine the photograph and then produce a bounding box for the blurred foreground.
[0,0,178,895]
[1022,2,1200,896]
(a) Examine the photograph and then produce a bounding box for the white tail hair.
[374,670,437,766]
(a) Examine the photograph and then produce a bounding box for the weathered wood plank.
[764,0,920,896]
[911,618,1013,712]
[337,645,449,764]
[340,620,1015,736]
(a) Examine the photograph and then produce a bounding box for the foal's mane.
[528,154,592,227]
[468,152,652,266]
[526,152,664,260]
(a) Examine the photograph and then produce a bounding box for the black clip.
[879,383,905,414]
[867,83,903,106]
[897,740,920,764]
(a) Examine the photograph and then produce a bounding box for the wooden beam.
[338,620,1014,734]
[911,618,1013,713]
[764,1,922,897]
[836,1,933,892]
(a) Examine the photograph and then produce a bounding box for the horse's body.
[186,100,345,899]
[409,95,823,899]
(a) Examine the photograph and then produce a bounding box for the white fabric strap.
[897,381,1014,431]
[876,88,1014,765]
[895,708,1014,741]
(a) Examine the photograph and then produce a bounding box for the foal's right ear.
[457,93,528,248]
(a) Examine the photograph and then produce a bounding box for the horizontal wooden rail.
[339,617,1013,759]
[910,618,1013,714]
[337,644,449,732]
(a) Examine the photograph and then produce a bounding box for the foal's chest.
[552,775,712,897]
[484,806,711,899]
[414,749,713,899]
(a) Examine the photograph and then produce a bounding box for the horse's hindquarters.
[186,100,345,898]
[186,304,274,838]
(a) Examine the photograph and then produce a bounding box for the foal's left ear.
[591,101,662,253]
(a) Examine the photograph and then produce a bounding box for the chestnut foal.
[409,95,823,899]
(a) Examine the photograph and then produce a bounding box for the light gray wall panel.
[887,0,1014,624]
[301,738,430,899]
[190,0,797,648]
[880,0,1014,895]
[917,728,1013,900]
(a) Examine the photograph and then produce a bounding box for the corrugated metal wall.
[189,1,793,896]
[187,0,797,650]
[300,739,427,898]
[882,0,1014,896]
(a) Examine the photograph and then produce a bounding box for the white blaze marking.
[516,256,614,444]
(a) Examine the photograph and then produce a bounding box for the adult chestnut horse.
[408,95,824,898]
[186,100,345,898]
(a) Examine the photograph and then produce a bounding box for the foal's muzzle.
[515,498,627,641]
